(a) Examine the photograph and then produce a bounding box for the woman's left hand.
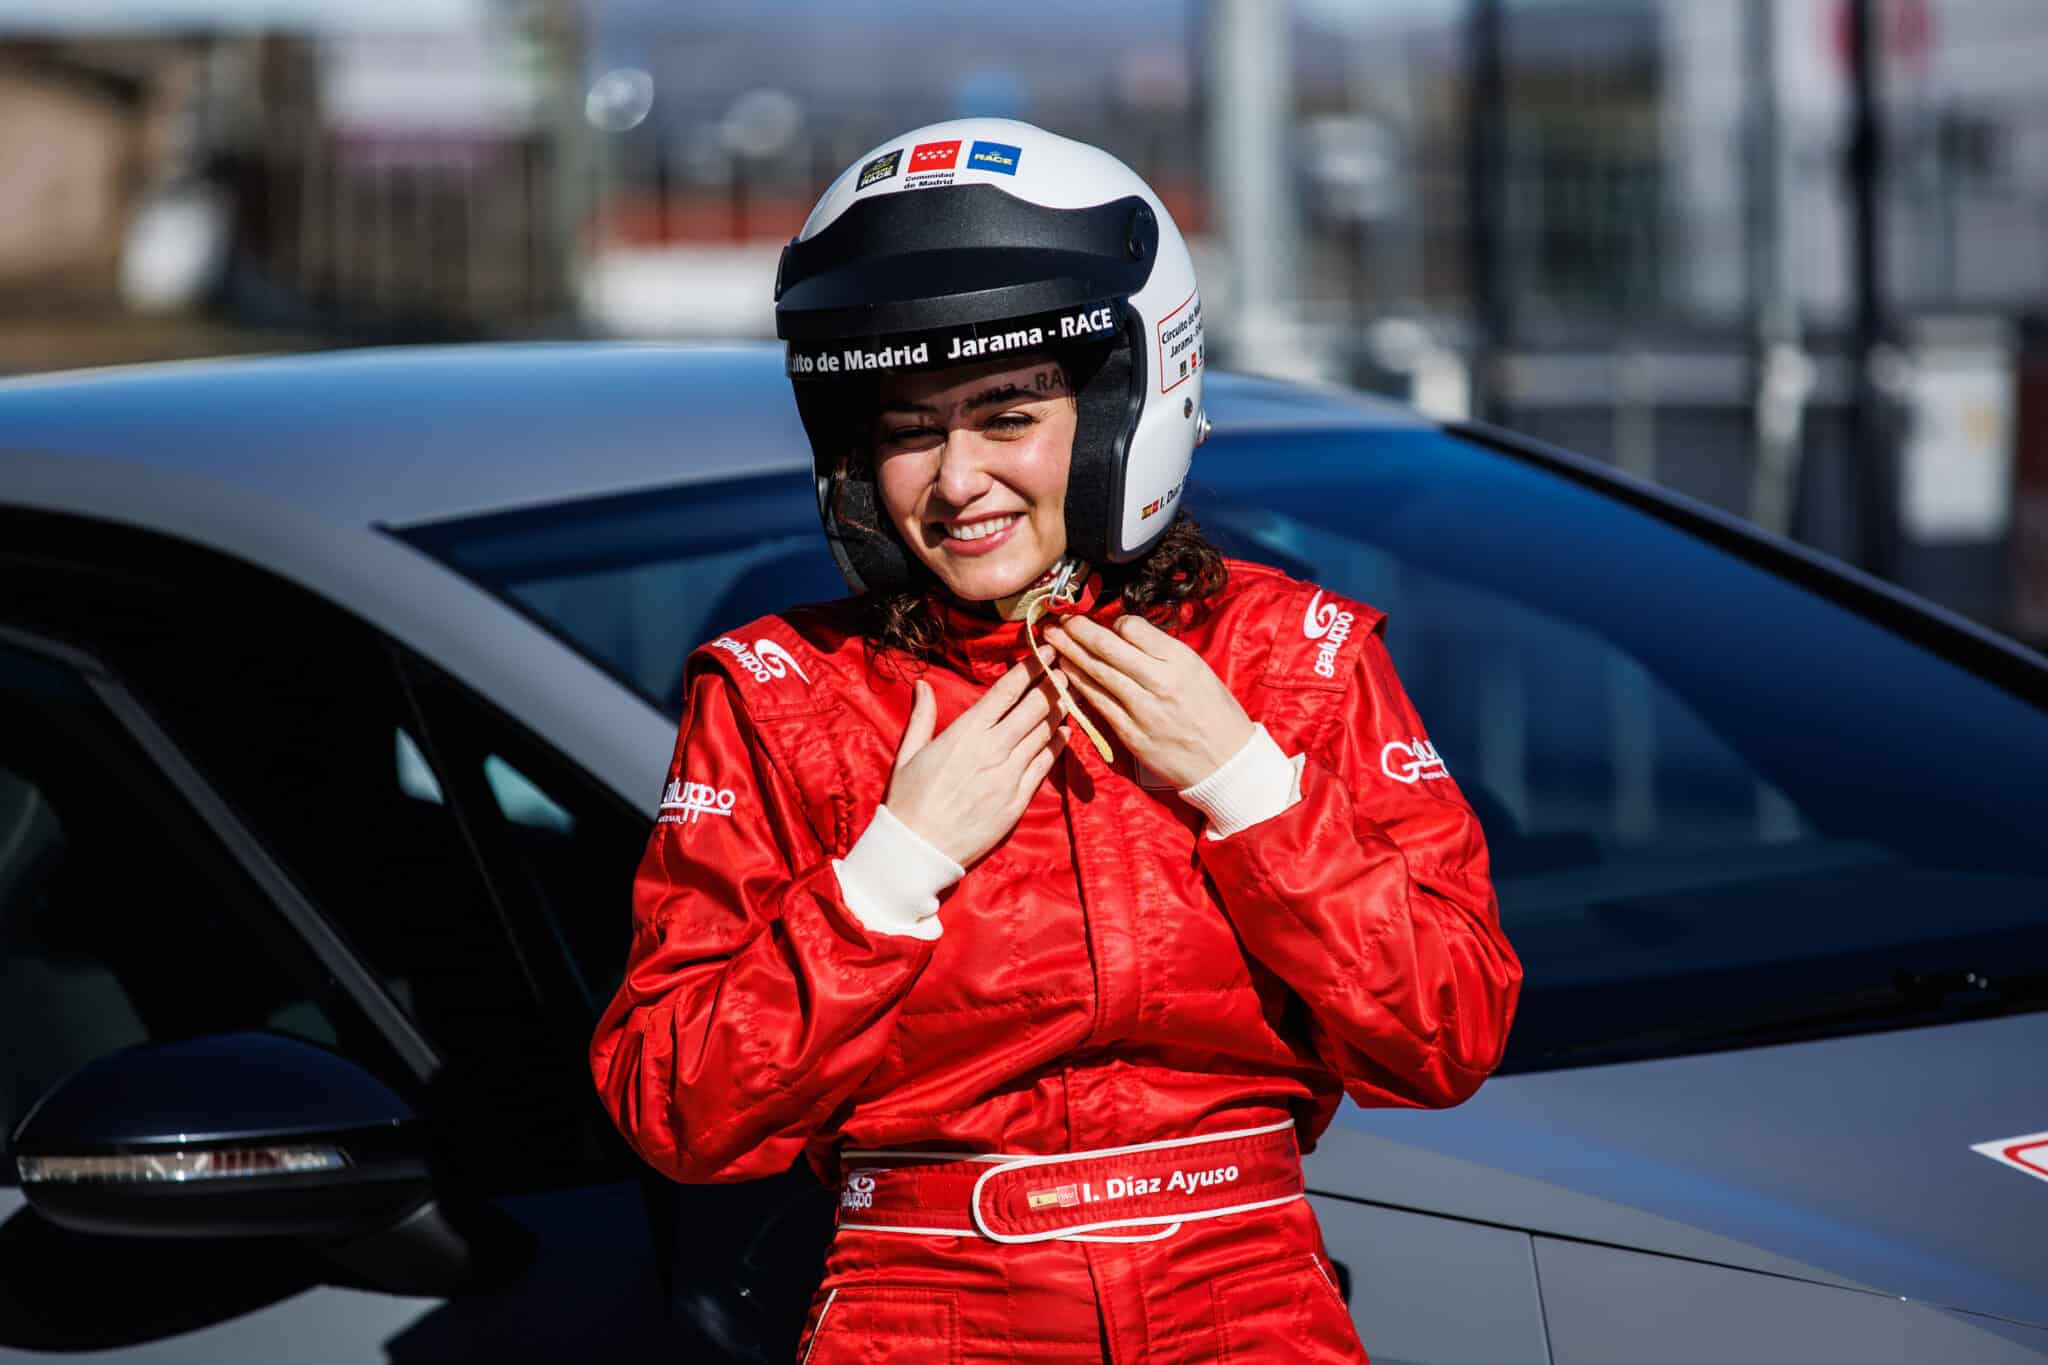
[1043,614,1255,790]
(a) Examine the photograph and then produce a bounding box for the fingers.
[1046,618,1152,711]
[894,678,935,769]
[961,653,1043,725]
[1015,728,1067,797]
[1059,663,1133,735]
[1065,616,1171,684]
[1112,613,1185,663]
[988,681,1055,750]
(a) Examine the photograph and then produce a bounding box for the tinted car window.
[398,474,845,715]
[400,429,2048,1069]
[0,640,360,1171]
[399,659,651,1009]
[1,525,623,1190]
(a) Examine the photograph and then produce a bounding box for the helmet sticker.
[966,140,1022,176]
[1156,291,1203,394]
[905,140,962,189]
[857,149,902,190]
[786,301,1122,379]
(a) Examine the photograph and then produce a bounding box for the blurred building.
[0,0,580,370]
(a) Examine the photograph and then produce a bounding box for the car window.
[396,474,842,715]
[397,656,651,1010]
[400,427,2048,1070]
[0,640,367,1174]
[1190,429,2048,1068]
[0,528,627,1191]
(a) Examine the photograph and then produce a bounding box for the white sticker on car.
[1970,1130,2048,1185]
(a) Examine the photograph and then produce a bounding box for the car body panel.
[1306,1194,1551,1365]
[1536,1237,2048,1365]
[1315,1011,2048,1327]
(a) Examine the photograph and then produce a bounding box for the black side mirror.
[11,1031,524,1294]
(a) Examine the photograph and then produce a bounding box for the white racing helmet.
[774,119,1207,594]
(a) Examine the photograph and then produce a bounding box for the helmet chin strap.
[993,556,1114,764]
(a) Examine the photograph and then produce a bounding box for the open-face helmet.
[774,119,1206,594]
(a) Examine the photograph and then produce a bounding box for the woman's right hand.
[886,652,1067,868]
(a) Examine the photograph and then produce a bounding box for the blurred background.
[2,0,2043,649]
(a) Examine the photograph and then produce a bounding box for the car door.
[0,515,672,1362]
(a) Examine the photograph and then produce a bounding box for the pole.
[1205,0,1305,376]
[1466,0,1507,423]
[1847,0,1896,576]
[1746,0,1810,542]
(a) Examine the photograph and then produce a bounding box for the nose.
[932,430,995,509]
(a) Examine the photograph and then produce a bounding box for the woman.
[590,120,1521,1364]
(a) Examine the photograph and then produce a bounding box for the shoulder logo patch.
[1382,738,1448,785]
[1302,590,1356,678]
[713,635,812,686]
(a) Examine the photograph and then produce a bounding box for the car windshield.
[397,425,2048,1070]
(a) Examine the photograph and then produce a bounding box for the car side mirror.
[11,1031,522,1293]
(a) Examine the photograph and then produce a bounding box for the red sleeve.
[1199,629,1522,1109]
[589,667,932,1183]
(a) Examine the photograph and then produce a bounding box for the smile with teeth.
[944,514,1021,542]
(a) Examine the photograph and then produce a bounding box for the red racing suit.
[590,559,1521,1363]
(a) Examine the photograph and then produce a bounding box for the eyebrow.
[878,381,1065,418]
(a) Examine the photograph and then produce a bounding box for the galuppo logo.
[660,779,736,823]
[713,636,811,685]
[1302,590,1355,678]
[840,1170,878,1210]
[1381,739,1449,785]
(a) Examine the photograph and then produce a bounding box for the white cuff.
[832,803,964,941]
[1178,723,1305,841]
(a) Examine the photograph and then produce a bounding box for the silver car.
[3,344,2045,1363]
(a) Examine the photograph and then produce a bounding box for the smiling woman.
[871,355,1078,603]
[588,118,1519,1365]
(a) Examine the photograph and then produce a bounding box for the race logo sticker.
[713,635,811,685]
[1156,290,1203,394]
[1971,1131,2048,1186]
[659,778,737,825]
[1301,590,1355,677]
[967,139,1022,175]
[1382,738,1449,785]
[857,149,902,189]
[839,1169,878,1211]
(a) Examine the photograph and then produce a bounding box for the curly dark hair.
[860,513,1228,672]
